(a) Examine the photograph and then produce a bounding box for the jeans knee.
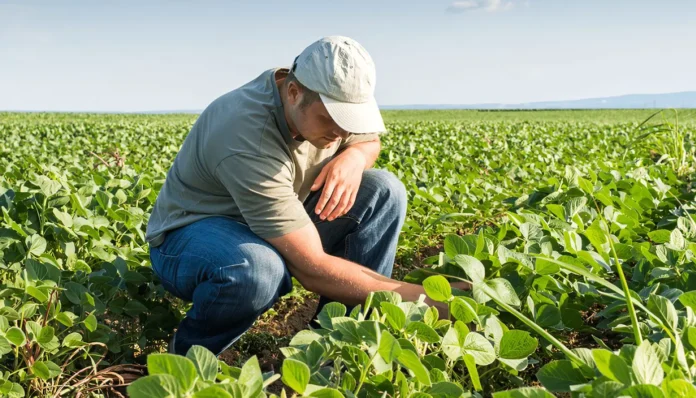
[363,169,407,219]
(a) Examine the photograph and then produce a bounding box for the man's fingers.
[320,186,344,220]
[327,190,353,221]
[311,166,329,191]
[315,179,336,215]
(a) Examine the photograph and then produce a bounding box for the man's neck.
[275,70,302,140]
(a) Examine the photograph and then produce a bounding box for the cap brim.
[320,93,386,134]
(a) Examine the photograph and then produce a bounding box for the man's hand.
[310,149,367,221]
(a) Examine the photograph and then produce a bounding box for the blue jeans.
[149,169,407,356]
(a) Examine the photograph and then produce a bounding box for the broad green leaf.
[317,302,346,329]
[238,355,263,396]
[463,354,482,391]
[442,326,463,361]
[445,234,471,257]
[26,234,47,257]
[0,336,11,356]
[619,384,665,398]
[397,349,431,386]
[308,388,345,398]
[379,330,401,363]
[186,345,218,382]
[666,379,696,397]
[147,353,198,392]
[648,230,672,243]
[536,360,586,392]
[535,305,561,328]
[381,302,406,331]
[492,388,555,398]
[192,386,234,398]
[31,360,61,380]
[427,381,464,398]
[405,321,441,343]
[26,286,48,303]
[647,295,677,331]
[423,275,452,302]
[454,254,485,283]
[462,332,495,365]
[450,297,478,323]
[282,358,310,394]
[52,208,73,227]
[592,349,632,385]
[5,327,25,347]
[678,291,696,313]
[632,340,663,386]
[84,313,97,332]
[499,330,538,359]
[62,332,84,347]
[127,374,180,398]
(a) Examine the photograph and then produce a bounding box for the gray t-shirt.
[145,68,377,246]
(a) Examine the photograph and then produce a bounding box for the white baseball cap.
[291,36,386,134]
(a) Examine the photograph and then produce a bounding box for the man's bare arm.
[337,137,381,170]
[266,221,449,314]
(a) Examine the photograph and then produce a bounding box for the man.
[146,36,460,356]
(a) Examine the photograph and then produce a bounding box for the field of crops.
[1,110,696,397]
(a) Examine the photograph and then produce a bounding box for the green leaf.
[462,332,495,365]
[192,386,234,398]
[535,305,561,327]
[648,230,672,243]
[186,345,218,382]
[619,384,665,398]
[679,291,696,313]
[665,379,696,397]
[669,229,686,250]
[450,297,478,323]
[332,317,362,344]
[381,302,406,330]
[317,302,346,329]
[147,353,198,393]
[442,326,463,361]
[55,312,75,327]
[427,381,464,398]
[535,258,560,275]
[2,207,27,237]
[124,300,149,317]
[0,336,11,356]
[37,326,55,346]
[536,360,586,392]
[463,354,482,391]
[378,330,401,363]
[52,208,73,227]
[591,349,633,385]
[5,327,25,347]
[308,388,345,398]
[127,374,180,398]
[282,358,310,394]
[445,234,471,257]
[26,234,47,257]
[632,340,663,386]
[397,349,431,386]
[84,313,97,332]
[492,387,555,398]
[499,330,538,359]
[405,321,441,343]
[647,295,677,330]
[423,275,452,302]
[26,286,48,303]
[238,355,263,396]
[62,332,84,347]
[32,360,61,380]
[454,254,485,283]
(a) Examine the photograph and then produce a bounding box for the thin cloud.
[446,0,517,13]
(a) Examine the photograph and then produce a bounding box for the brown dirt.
[218,293,319,394]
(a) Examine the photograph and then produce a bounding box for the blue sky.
[1,0,695,112]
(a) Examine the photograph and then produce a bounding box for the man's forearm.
[339,139,381,169]
[289,252,448,315]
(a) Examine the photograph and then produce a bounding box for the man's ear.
[286,81,302,106]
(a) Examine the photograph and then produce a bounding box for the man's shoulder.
[196,68,289,161]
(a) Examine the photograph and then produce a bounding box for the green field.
[1,110,696,397]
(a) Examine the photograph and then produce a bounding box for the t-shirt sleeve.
[337,133,379,152]
[214,153,312,239]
